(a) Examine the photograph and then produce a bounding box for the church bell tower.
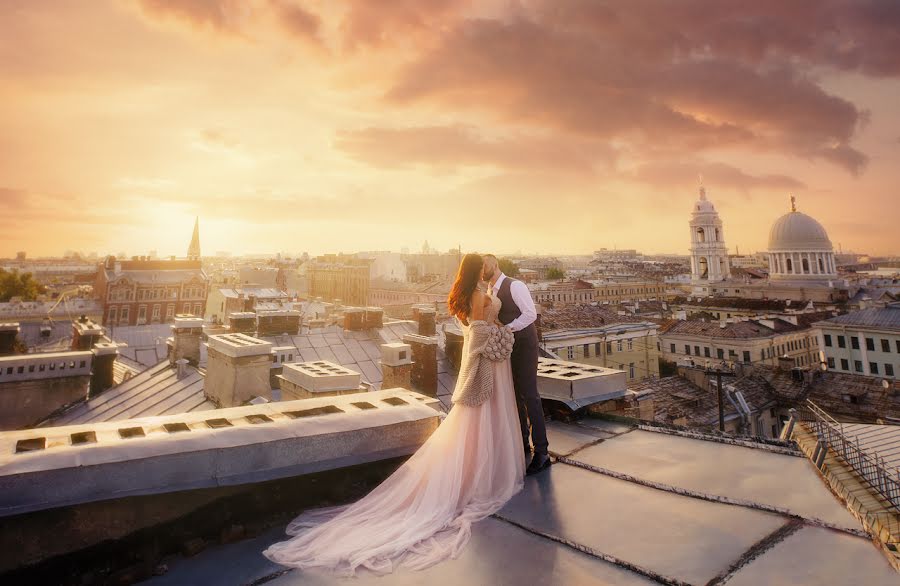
[689,183,730,295]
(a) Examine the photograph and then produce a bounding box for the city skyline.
[2,1,899,258]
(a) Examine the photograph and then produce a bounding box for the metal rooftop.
[142,419,898,585]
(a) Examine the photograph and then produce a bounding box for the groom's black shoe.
[526,453,552,476]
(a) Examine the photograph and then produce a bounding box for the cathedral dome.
[768,211,832,252]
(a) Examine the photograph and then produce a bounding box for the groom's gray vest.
[496,277,537,345]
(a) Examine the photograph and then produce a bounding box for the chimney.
[344,308,366,331]
[0,323,20,356]
[402,333,438,397]
[365,307,384,329]
[257,310,301,336]
[90,342,119,396]
[777,355,795,372]
[416,307,436,336]
[228,312,257,334]
[71,316,104,351]
[444,326,464,373]
[380,342,412,389]
[168,314,204,366]
[175,358,189,380]
[204,333,274,407]
[279,360,362,400]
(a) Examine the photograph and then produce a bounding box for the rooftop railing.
[797,400,900,513]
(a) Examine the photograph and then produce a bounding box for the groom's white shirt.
[491,272,537,333]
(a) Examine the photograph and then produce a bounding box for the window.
[629,363,635,378]
[882,339,891,353]
[138,306,147,321]
[685,345,691,355]
[870,362,879,375]
[152,305,161,320]
[583,344,591,357]
[743,351,751,363]
[194,303,202,315]
[694,345,701,356]
[566,346,574,360]
[166,305,175,320]
[866,338,875,352]
[854,360,863,373]
[761,350,766,361]
[840,358,849,371]
[18,366,24,374]
[108,307,117,323]
[704,347,710,358]
[5,367,11,375]
[670,344,676,353]
[851,337,860,350]
[897,340,900,353]
[824,334,832,347]
[120,307,129,323]
[802,258,809,273]
[80,360,86,368]
[288,354,293,362]
[717,348,724,359]
[28,365,35,372]
[827,357,835,369]
[595,343,602,356]
[838,336,846,348]
[617,340,623,352]
[607,341,613,354]
[887,364,895,377]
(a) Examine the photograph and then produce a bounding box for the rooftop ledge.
[0,389,440,518]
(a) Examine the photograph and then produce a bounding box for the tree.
[0,269,46,302]
[545,267,565,280]
[498,258,519,277]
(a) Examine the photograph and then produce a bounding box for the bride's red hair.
[447,253,483,325]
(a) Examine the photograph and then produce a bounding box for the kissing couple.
[264,253,550,577]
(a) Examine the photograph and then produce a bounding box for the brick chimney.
[777,355,795,371]
[205,333,274,407]
[443,327,464,373]
[415,307,436,336]
[0,323,19,356]
[167,315,204,366]
[344,308,366,331]
[257,310,301,336]
[228,312,257,334]
[90,342,119,396]
[365,307,384,329]
[71,316,104,351]
[380,342,412,389]
[402,333,438,397]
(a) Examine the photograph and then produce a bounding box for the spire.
[187,217,201,259]
[698,174,706,200]
[790,194,797,213]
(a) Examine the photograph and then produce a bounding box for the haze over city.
[2,0,899,258]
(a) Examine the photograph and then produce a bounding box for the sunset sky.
[2,1,899,258]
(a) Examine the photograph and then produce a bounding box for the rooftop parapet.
[0,388,440,518]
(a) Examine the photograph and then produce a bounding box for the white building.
[815,302,900,379]
[689,185,731,295]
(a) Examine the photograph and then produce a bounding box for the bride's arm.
[470,289,487,321]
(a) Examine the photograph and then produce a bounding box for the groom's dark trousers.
[496,278,549,457]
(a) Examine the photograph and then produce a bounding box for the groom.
[482,255,551,476]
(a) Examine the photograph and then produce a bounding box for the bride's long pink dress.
[263,296,525,576]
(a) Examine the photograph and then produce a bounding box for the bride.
[263,253,525,576]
